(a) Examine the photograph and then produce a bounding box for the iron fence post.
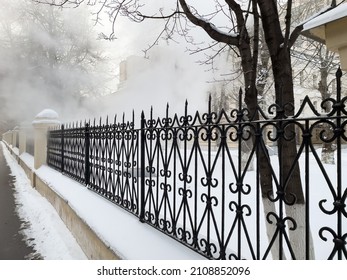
[139,111,146,222]
[336,67,343,260]
[61,124,65,173]
[85,123,90,186]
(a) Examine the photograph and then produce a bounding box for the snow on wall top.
[303,3,347,31]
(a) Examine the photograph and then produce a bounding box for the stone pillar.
[12,126,19,149]
[32,109,60,169]
[2,131,9,145]
[19,123,29,155]
[4,131,13,146]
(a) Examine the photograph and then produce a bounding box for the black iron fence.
[47,69,347,260]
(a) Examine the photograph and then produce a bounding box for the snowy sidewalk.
[0,145,38,259]
[2,142,204,260]
[2,143,87,260]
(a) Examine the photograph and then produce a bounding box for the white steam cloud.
[0,0,226,129]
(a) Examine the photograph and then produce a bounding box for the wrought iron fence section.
[63,123,86,184]
[47,69,347,260]
[88,115,140,216]
[47,124,87,184]
[140,99,263,259]
[47,126,63,172]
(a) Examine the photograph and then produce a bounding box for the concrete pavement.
[0,145,41,260]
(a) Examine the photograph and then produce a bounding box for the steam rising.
[0,0,110,126]
[0,0,216,129]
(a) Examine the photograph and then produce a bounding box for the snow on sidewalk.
[1,142,87,260]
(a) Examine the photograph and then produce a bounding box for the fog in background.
[0,0,228,130]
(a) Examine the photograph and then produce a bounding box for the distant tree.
[0,0,109,122]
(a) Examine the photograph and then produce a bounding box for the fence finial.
[336,67,342,102]
[208,94,212,114]
[238,87,243,111]
[185,99,188,116]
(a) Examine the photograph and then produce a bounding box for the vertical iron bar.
[221,123,226,259]
[164,104,169,231]
[336,68,342,260]
[256,122,261,260]
[277,88,284,260]
[136,123,140,215]
[155,125,159,227]
[173,121,177,237]
[148,108,153,222]
[237,89,243,259]
[278,127,284,260]
[61,124,65,173]
[194,125,198,249]
[183,100,188,242]
[121,114,125,205]
[207,98,212,256]
[85,122,90,186]
[305,119,310,260]
[131,111,136,213]
[113,115,116,203]
[140,111,146,222]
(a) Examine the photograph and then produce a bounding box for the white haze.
[0,0,114,124]
[82,46,211,126]
[0,0,233,127]
[79,1,226,124]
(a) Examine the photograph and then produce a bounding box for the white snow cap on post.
[32,109,60,125]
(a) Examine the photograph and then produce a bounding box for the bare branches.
[283,0,292,49]
[251,0,259,84]
[33,0,85,8]
[178,0,239,46]
[136,10,183,21]
[224,0,246,35]
[288,24,304,49]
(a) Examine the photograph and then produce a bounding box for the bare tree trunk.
[257,0,314,259]
[179,0,313,259]
[273,47,314,260]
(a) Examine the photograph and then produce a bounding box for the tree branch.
[283,0,292,49]
[251,0,259,84]
[178,0,239,46]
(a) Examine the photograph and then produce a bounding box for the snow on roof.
[303,3,347,31]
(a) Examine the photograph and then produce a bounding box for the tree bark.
[179,0,311,259]
[257,0,314,259]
